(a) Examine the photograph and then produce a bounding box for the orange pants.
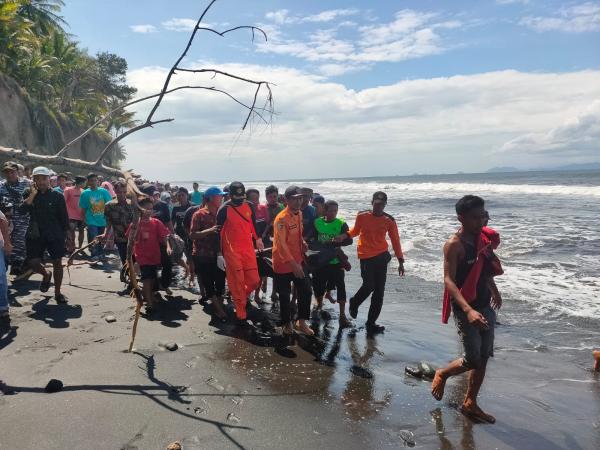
[224,246,260,320]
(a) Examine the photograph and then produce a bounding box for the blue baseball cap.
[204,186,225,198]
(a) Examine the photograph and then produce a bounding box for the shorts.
[69,219,85,232]
[453,305,495,370]
[313,263,346,301]
[140,264,159,281]
[26,236,65,261]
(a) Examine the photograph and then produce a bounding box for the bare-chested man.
[432,195,500,424]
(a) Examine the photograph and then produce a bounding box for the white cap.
[32,166,52,177]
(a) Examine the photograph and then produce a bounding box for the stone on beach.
[44,379,63,393]
[104,315,116,323]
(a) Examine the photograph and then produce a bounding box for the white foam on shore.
[318,180,600,198]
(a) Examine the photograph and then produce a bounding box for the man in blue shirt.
[53,173,68,195]
[300,187,317,241]
[78,173,112,259]
[191,182,204,205]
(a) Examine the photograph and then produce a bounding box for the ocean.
[179,169,600,325]
[175,170,600,448]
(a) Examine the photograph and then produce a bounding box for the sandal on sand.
[40,272,52,293]
[55,294,68,304]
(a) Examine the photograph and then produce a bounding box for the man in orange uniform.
[216,181,264,324]
[272,186,314,336]
[336,191,405,334]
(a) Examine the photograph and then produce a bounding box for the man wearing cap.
[0,161,31,275]
[335,191,405,334]
[216,181,264,324]
[190,186,227,318]
[78,173,112,260]
[272,186,314,336]
[19,167,69,303]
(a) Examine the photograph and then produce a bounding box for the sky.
[62,0,600,181]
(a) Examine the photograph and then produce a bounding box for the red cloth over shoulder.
[442,228,503,324]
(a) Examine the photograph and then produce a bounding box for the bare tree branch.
[196,25,268,41]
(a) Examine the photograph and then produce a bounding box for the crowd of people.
[0,161,598,424]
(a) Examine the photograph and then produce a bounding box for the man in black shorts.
[19,167,69,303]
[432,195,499,424]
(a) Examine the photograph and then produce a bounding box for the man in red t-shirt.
[126,197,170,312]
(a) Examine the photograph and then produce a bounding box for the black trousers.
[353,251,390,325]
[116,242,128,264]
[313,264,346,302]
[194,256,226,298]
[274,271,312,322]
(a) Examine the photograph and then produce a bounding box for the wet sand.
[1,253,598,449]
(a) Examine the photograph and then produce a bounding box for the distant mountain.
[487,162,600,174]
[486,166,520,173]
[548,162,600,171]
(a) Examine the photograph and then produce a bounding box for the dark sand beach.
[1,252,598,450]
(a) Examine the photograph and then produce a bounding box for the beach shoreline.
[1,253,598,450]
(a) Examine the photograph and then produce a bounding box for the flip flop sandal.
[55,294,68,304]
[40,273,52,293]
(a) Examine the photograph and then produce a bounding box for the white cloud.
[162,18,198,32]
[301,9,359,23]
[265,8,359,25]
[265,9,290,25]
[258,10,459,69]
[520,2,600,33]
[124,65,600,180]
[500,100,600,157]
[130,24,157,34]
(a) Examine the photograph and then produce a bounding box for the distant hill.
[487,163,600,173]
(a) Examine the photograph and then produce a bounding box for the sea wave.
[317,180,600,198]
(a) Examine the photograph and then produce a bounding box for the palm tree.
[17,0,66,36]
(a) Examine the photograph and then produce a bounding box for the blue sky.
[62,1,600,180]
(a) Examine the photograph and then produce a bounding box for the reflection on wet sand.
[341,334,391,421]
[215,297,396,427]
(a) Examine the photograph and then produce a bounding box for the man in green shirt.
[313,200,353,328]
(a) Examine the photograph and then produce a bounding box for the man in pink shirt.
[63,176,86,253]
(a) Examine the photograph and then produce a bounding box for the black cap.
[284,185,303,199]
[223,184,230,193]
[2,161,18,172]
[229,181,245,197]
[141,183,157,195]
[372,191,387,203]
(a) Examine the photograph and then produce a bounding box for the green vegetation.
[0,0,137,163]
